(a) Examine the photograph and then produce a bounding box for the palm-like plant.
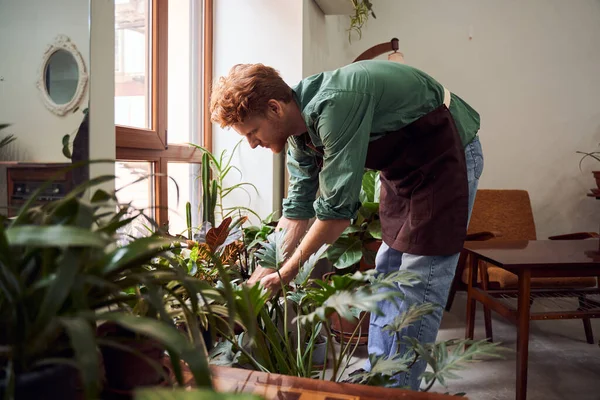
[0,169,213,398]
[209,230,504,393]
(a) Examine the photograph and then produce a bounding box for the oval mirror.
[37,35,88,116]
[44,49,79,105]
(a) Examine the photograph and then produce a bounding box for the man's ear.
[267,99,281,116]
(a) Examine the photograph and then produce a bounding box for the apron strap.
[443,86,451,108]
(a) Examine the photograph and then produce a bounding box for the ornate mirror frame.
[37,35,89,116]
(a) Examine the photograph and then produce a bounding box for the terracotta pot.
[329,310,370,345]
[322,272,370,345]
[97,322,167,392]
[359,239,382,271]
[593,171,600,189]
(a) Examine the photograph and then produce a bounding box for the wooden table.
[463,239,600,400]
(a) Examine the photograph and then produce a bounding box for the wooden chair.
[445,189,598,344]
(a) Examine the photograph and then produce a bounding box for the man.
[210,60,484,390]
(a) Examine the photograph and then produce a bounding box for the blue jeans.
[365,137,484,390]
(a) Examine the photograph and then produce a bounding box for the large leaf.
[326,235,362,270]
[366,220,382,239]
[33,250,81,332]
[61,317,100,399]
[360,170,379,203]
[294,244,329,287]
[382,303,438,333]
[205,217,232,251]
[255,230,287,270]
[406,337,504,387]
[99,236,173,275]
[346,352,412,386]
[6,226,108,248]
[297,286,398,326]
[99,312,213,389]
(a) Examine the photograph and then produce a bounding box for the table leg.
[465,254,479,342]
[516,268,531,400]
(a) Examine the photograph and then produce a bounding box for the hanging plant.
[348,0,376,43]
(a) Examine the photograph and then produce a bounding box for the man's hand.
[247,265,274,286]
[259,272,287,295]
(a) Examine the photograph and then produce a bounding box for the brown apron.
[302,104,468,256]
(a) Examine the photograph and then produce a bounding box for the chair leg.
[578,295,595,344]
[480,261,493,342]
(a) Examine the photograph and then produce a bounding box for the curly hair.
[210,64,293,128]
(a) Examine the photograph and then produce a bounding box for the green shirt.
[282,60,480,221]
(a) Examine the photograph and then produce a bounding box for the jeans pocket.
[466,137,484,181]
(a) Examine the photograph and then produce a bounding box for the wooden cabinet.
[6,164,73,217]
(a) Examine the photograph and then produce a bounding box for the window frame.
[115,0,213,226]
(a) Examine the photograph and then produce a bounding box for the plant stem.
[421,377,437,392]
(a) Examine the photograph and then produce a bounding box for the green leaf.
[33,250,81,332]
[359,202,379,219]
[406,337,505,388]
[6,226,108,247]
[326,235,362,269]
[294,244,328,287]
[255,230,287,270]
[99,236,173,275]
[62,134,70,147]
[60,317,100,399]
[62,145,72,159]
[383,303,438,333]
[366,220,382,239]
[360,170,378,203]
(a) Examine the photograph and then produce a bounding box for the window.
[114,0,211,229]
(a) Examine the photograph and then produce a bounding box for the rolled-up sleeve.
[282,140,320,219]
[313,92,375,220]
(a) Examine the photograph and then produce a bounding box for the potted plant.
[577,149,600,194]
[0,169,213,399]
[325,170,381,344]
[327,170,381,272]
[313,0,376,43]
[208,229,503,392]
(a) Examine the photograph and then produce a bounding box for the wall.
[0,0,90,163]
[307,0,600,239]
[213,0,303,222]
[89,0,116,191]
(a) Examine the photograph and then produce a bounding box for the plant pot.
[97,322,167,392]
[329,310,370,345]
[322,272,370,345]
[175,319,214,351]
[0,363,81,400]
[310,336,329,368]
[359,239,382,271]
[593,171,600,189]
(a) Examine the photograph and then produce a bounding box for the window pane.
[115,0,152,129]
[115,161,154,240]
[168,162,200,237]
[167,0,200,144]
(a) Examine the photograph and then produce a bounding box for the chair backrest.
[468,189,537,241]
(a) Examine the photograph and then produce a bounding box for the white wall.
[89,0,116,191]
[213,0,303,222]
[0,0,90,162]
[304,0,600,239]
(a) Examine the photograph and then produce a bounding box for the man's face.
[232,101,290,154]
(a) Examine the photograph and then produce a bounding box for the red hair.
[210,64,292,128]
